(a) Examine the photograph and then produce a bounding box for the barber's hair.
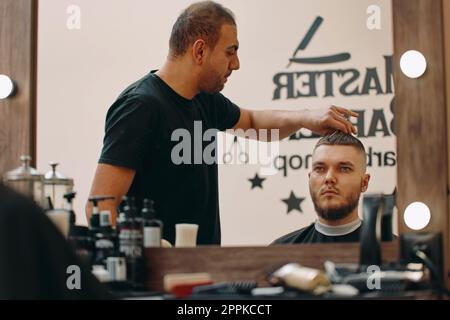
[169,1,236,58]
[314,131,366,155]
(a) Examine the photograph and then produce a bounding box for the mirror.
[36,0,397,246]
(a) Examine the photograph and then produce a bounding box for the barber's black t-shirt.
[99,71,241,245]
[272,223,361,244]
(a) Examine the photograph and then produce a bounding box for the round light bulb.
[403,202,431,230]
[400,50,427,79]
[0,74,15,99]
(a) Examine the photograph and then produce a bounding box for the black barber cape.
[272,220,362,244]
[0,184,111,299]
[99,71,241,245]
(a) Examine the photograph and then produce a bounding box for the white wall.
[37,0,396,245]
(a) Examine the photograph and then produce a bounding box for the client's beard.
[312,192,360,221]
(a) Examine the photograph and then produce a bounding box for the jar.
[3,155,45,208]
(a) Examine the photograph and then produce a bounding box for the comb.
[192,281,257,295]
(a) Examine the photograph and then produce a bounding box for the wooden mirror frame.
[392,0,449,287]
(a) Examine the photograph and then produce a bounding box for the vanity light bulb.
[0,74,15,99]
[400,50,427,79]
[403,202,431,230]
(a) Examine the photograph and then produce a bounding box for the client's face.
[309,145,369,222]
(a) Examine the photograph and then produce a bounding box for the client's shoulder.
[270,223,315,245]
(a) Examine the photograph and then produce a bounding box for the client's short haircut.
[314,131,367,168]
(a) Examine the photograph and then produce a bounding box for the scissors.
[223,136,249,164]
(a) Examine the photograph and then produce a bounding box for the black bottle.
[92,210,116,267]
[118,197,143,258]
[142,199,163,248]
[118,197,132,256]
[118,197,144,289]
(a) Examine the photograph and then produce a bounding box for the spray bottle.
[63,191,77,233]
[88,196,114,232]
[87,196,115,268]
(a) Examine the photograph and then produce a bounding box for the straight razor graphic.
[287,16,351,67]
[289,53,351,64]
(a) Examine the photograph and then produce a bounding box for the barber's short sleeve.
[99,96,154,171]
[213,93,241,131]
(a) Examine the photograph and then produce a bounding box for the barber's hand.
[302,106,358,136]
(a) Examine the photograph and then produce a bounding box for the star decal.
[281,191,305,214]
[248,173,266,190]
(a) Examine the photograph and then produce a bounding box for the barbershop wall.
[37,0,396,245]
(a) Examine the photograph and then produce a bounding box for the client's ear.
[361,173,371,192]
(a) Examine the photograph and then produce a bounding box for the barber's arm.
[85,163,135,225]
[233,106,358,141]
